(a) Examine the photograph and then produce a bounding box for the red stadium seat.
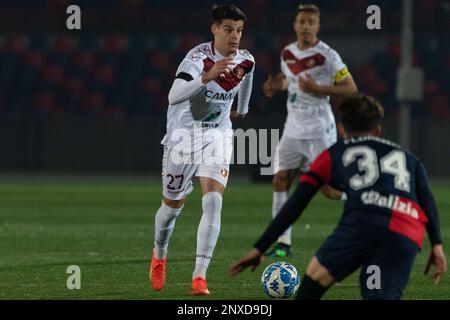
[72,51,96,69]
[3,34,27,53]
[140,78,161,93]
[63,77,84,95]
[31,93,58,113]
[253,52,273,74]
[424,80,439,96]
[92,64,116,84]
[103,35,128,55]
[52,35,77,54]
[426,94,450,118]
[387,37,401,63]
[119,0,143,10]
[81,93,105,113]
[357,64,388,95]
[23,52,45,69]
[42,64,65,83]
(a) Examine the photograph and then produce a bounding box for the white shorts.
[273,134,336,174]
[161,144,231,201]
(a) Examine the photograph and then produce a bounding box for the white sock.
[272,191,291,245]
[193,192,222,279]
[153,202,183,260]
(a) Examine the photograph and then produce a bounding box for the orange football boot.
[191,276,211,295]
[150,255,166,291]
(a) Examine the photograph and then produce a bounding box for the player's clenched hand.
[263,74,275,98]
[299,73,322,95]
[229,248,264,277]
[425,244,447,285]
[202,57,234,84]
[230,111,246,121]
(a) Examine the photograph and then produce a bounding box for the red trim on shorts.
[299,174,319,187]
[388,198,428,248]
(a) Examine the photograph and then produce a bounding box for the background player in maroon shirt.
[229,94,447,299]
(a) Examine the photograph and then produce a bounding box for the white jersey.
[280,40,350,139]
[162,42,255,152]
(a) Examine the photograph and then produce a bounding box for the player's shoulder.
[280,42,298,63]
[341,135,417,157]
[342,135,399,148]
[327,139,344,158]
[238,48,255,63]
[316,40,340,58]
[281,41,297,54]
[184,42,213,63]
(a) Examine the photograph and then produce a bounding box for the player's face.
[294,11,320,46]
[212,19,244,56]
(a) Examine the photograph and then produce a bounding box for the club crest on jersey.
[234,66,245,80]
[306,58,316,68]
[220,167,229,178]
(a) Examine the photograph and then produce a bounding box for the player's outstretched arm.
[425,244,447,285]
[229,248,264,276]
[229,181,319,278]
[416,162,443,246]
[416,161,447,284]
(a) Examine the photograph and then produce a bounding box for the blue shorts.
[315,215,419,300]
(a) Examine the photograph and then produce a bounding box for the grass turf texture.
[0,178,448,300]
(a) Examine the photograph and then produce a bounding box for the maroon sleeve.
[299,149,332,188]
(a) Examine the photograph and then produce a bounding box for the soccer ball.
[261,261,300,298]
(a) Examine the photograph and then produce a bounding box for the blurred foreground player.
[263,4,357,257]
[230,94,447,299]
[150,4,254,295]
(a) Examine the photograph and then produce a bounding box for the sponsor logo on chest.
[205,90,236,101]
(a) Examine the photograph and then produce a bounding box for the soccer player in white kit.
[263,4,357,257]
[149,4,254,295]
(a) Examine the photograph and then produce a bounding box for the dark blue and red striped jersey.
[300,135,441,248]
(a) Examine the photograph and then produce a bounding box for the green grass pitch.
[0,177,448,299]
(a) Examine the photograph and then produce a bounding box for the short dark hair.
[212,4,247,25]
[337,93,385,133]
[297,4,320,17]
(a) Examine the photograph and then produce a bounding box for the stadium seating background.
[0,0,449,176]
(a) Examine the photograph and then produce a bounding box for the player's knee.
[306,256,335,287]
[273,172,290,190]
[202,192,223,214]
[201,192,222,235]
[163,197,185,209]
